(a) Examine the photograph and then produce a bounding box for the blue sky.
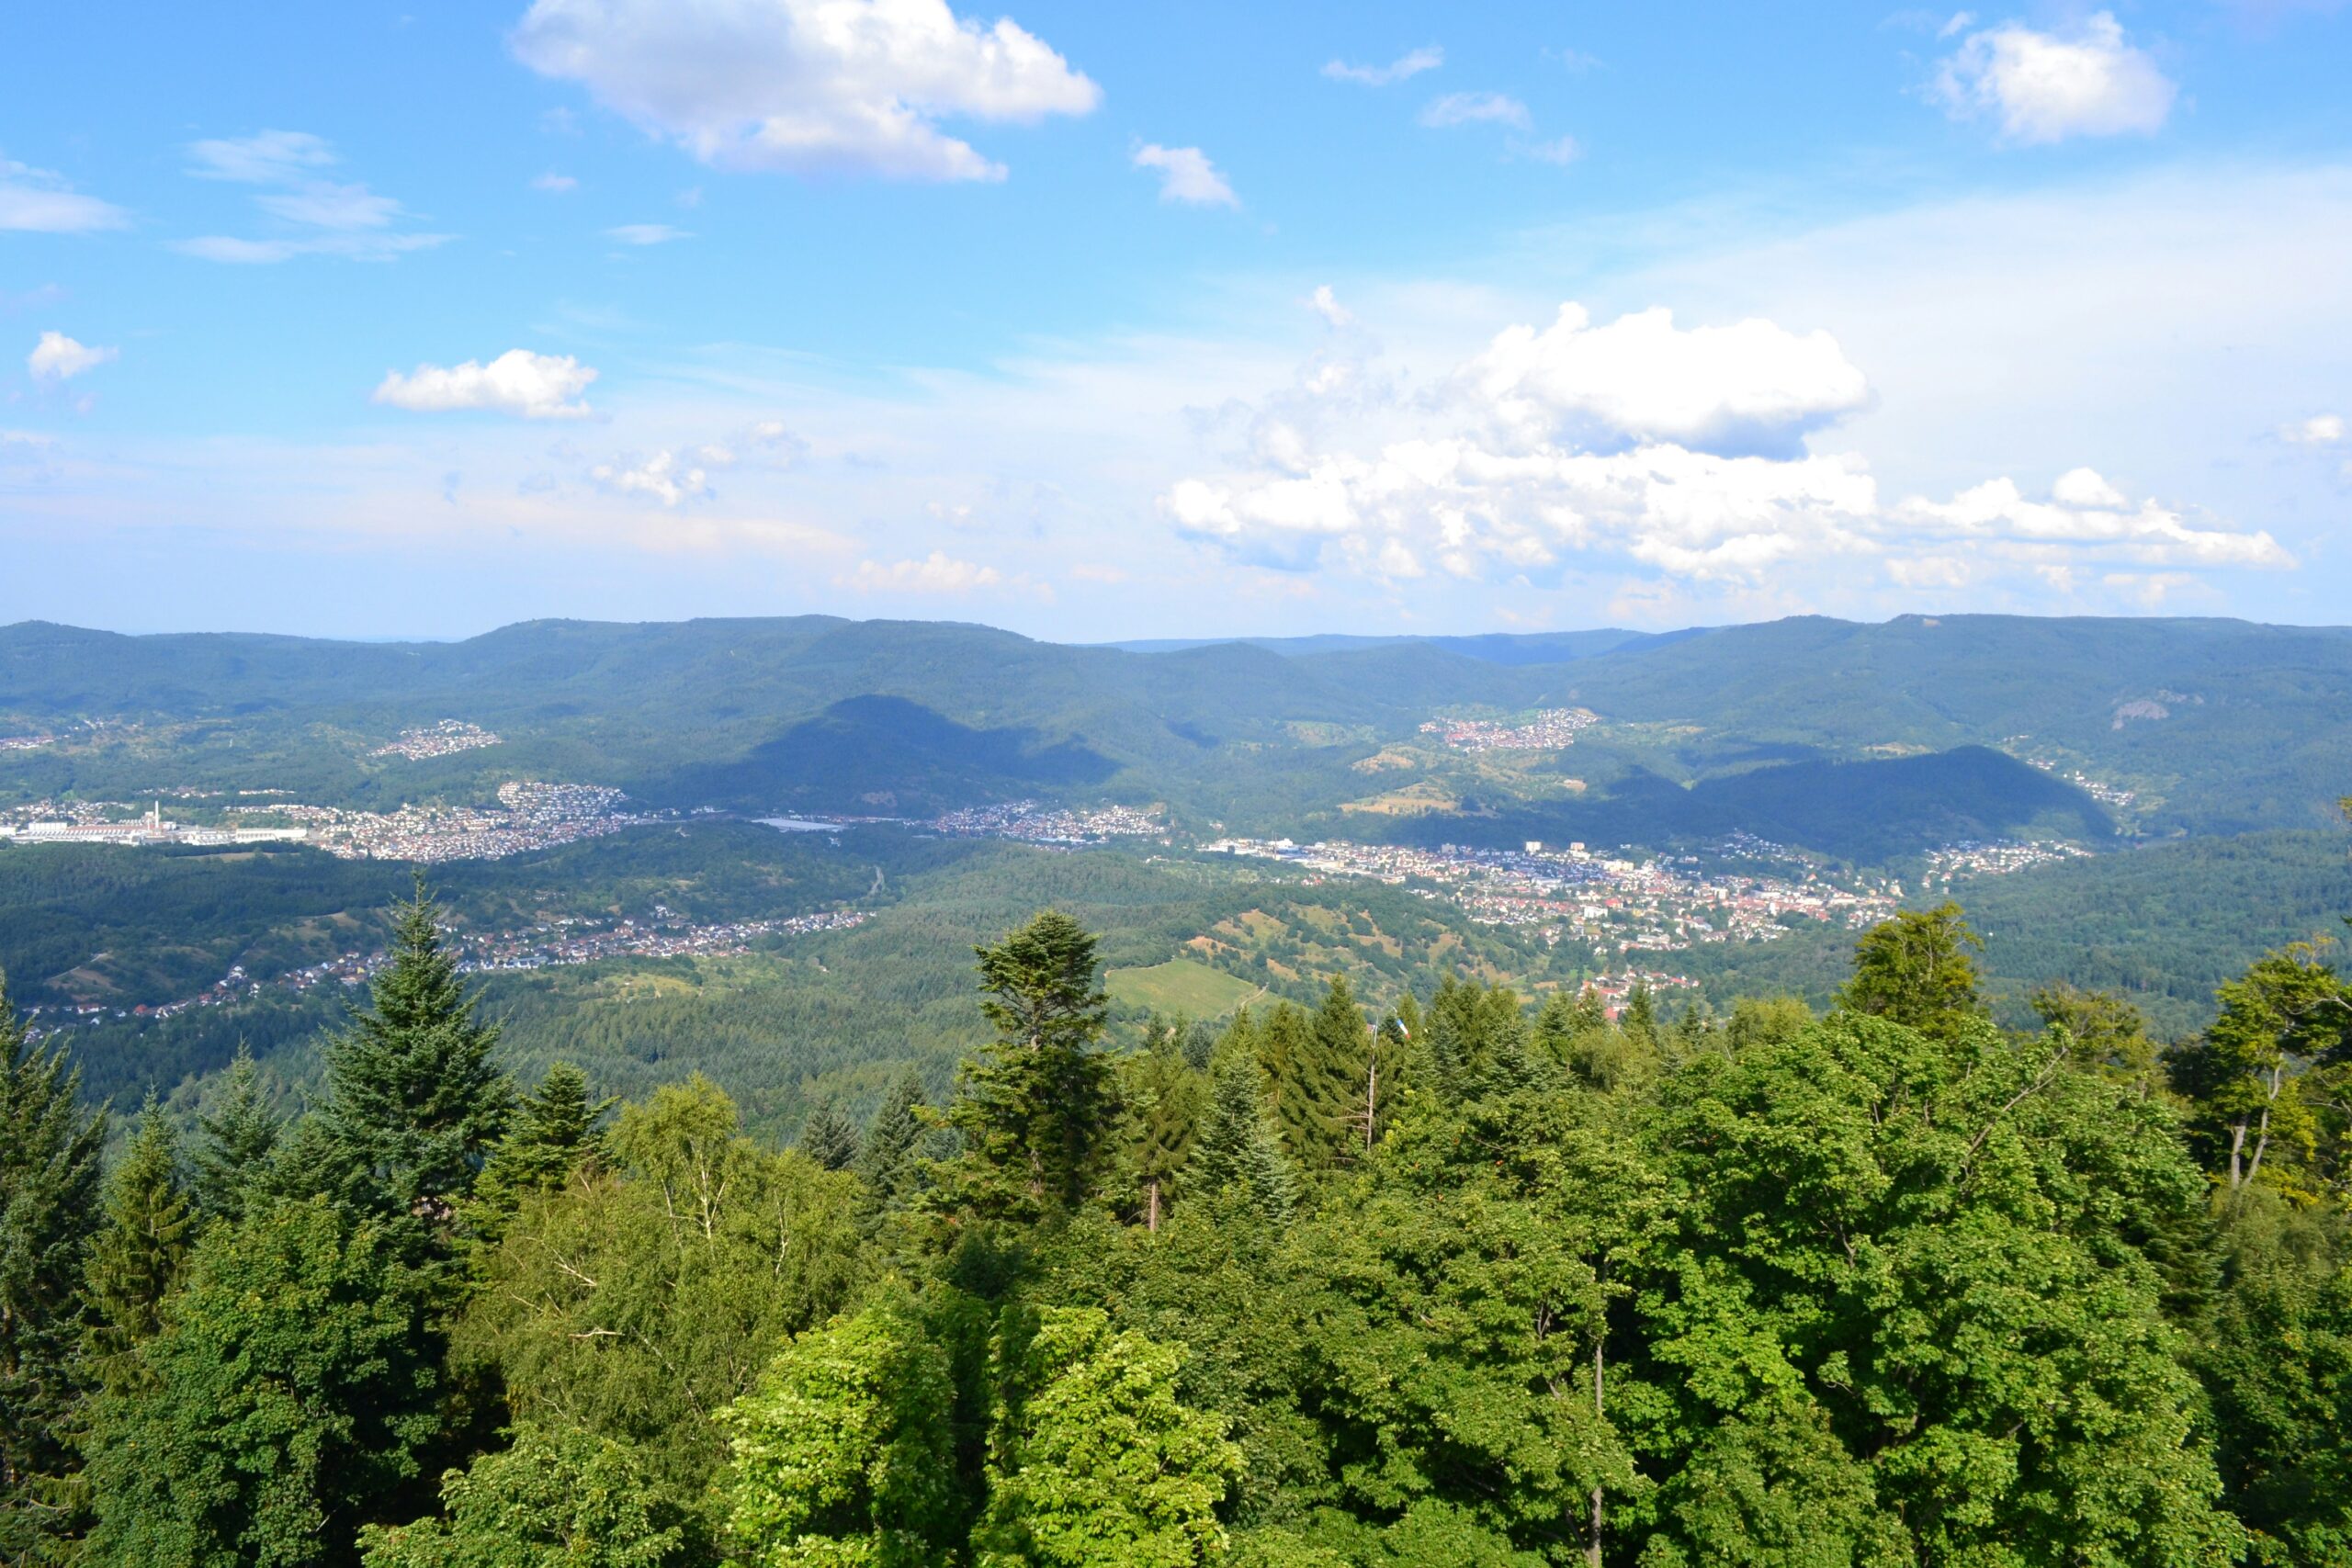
[3,0,2347,639]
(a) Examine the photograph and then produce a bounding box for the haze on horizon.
[3,0,2347,642]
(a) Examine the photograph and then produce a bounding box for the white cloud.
[1514,135,1582,166]
[187,130,336,184]
[372,350,598,419]
[593,448,712,506]
[844,550,1003,592]
[1308,286,1353,328]
[2280,412,2344,445]
[27,331,117,382]
[1323,46,1442,86]
[1934,13,2176,144]
[1894,471,2290,567]
[1132,144,1238,208]
[1161,294,2288,595]
[0,157,130,234]
[606,222,691,244]
[533,172,580,193]
[510,0,1100,182]
[179,130,447,263]
[1463,303,1871,451]
[1419,92,1532,130]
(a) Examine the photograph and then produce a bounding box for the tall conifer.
[192,1043,279,1225]
[83,1094,192,1394]
[0,973,107,1558]
[314,874,512,1231]
[939,911,1118,1219]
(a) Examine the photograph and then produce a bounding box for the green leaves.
[976,1307,1240,1568]
[85,1197,443,1568]
[361,1426,691,1568]
[718,1294,960,1567]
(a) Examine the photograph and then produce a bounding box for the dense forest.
[4,876,2349,1566]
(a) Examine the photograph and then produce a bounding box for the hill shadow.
[651,694,1118,813]
[1396,745,2113,865]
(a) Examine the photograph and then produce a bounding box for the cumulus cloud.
[605,222,690,243]
[1308,286,1353,328]
[0,157,130,233]
[26,332,117,382]
[1894,471,2291,567]
[1419,91,1532,130]
[178,130,447,262]
[1323,46,1442,85]
[593,448,712,506]
[1933,13,2176,144]
[533,172,580,193]
[1161,298,2287,595]
[2280,412,2344,446]
[843,550,1003,592]
[510,0,1100,182]
[1463,303,1871,453]
[372,350,598,419]
[1132,144,1238,208]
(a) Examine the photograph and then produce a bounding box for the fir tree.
[1621,980,1658,1048]
[796,1098,861,1172]
[0,973,106,1559]
[313,874,513,1232]
[857,1068,930,1208]
[82,1094,193,1396]
[191,1043,279,1225]
[1125,1021,1204,1230]
[474,1060,611,1222]
[1187,1050,1299,1225]
[939,911,1119,1219]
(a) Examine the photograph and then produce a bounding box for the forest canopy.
[2,884,2348,1566]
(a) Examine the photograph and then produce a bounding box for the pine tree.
[1,974,107,1560]
[83,1094,193,1395]
[797,1098,861,1172]
[1187,1050,1298,1225]
[857,1068,930,1209]
[192,1043,279,1225]
[475,1061,610,1217]
[313,874,513,1231]
[1622,981,1658,1048]
[938,910,1119,1220]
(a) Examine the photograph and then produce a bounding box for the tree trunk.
[1146,1178,1160,1234]
[1588,1312,1605,1568]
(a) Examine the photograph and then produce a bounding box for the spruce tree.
[1125,1021,1204,1230]
[939,910,1119,1219]
[857,1068,930,1208]
[797,1098,862,1172]
[314,874,513,1231]
[1187,1051,1298,1225]
[475,1060,610,1218]
[192,1043,279,1225]
[0,973,106,1558]
[82,1094,193,1396]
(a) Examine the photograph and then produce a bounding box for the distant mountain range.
[4,613,2348,860]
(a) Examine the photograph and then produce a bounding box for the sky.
[2,0,2348,641]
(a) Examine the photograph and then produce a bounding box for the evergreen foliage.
[85,1197,443,1568]
[1184,1050,1298,1226]
[191,1043,280,1226]
[938,912,1119,1220]
[473,1061,610,1214]
[0,971,107,1560]
[313,874,512,1232]
[794,1099,861,1173]
[855,1069,930,1213]
[82,1094,193,1394]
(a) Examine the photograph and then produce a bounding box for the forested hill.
[3,612,2347,842]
